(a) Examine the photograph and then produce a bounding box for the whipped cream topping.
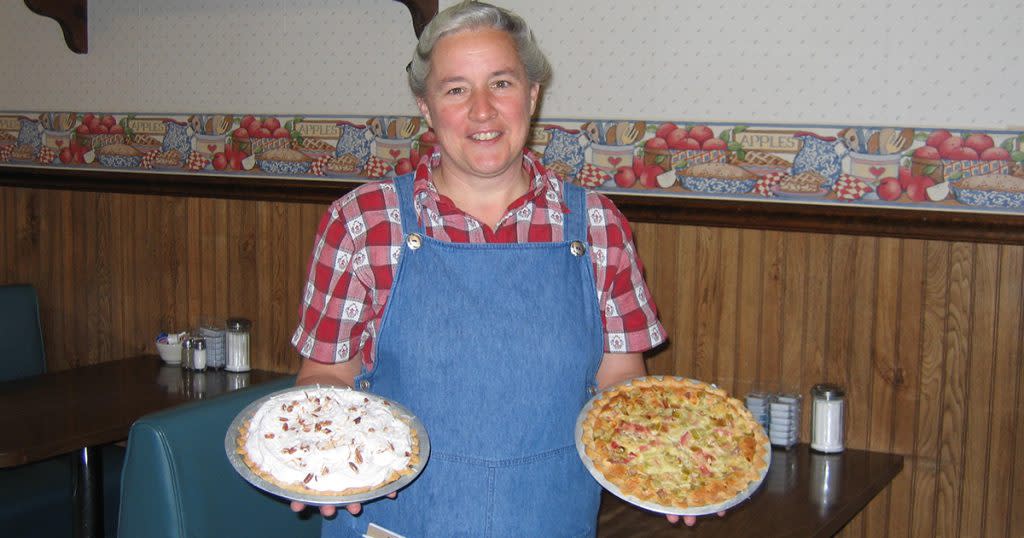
[243,386,415,493]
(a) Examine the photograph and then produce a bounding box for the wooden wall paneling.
[108,193,126,362]
[226,199,261,365]
[669,224,699,378]
[825,234,856,429]
[85,191,112,364]
[779,232,807,396]
[734,229,764,400]
[886,238,925,538]
[257,200,305,372]
[693,225,721,384]
[1012,319,1024,538]
[713,227,740,395]
[846,236,878,449]
[959,243,998,537]
[937,242,974,536]
[801,233,830,442]
[759,230,784,393]
[986,246,1023,538]
[839,236,878,538]
[183,197,202,330]
[908,240,950,537]
[864,237,900,536]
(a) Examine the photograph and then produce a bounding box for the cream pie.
[237,386,419,496]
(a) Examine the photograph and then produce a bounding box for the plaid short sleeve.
[291,181,400,366]
[585,191,667,353]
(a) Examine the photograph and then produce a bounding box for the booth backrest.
[118,376,321,538]
[0,284,46,382]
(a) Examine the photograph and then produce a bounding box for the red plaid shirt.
[292,149,666,368]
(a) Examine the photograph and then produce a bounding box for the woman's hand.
[665,510,726,526]
[289,491,398,517]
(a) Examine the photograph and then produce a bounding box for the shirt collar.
[411,147,570,217]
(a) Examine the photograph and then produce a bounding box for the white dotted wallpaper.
[0,0,1021,127]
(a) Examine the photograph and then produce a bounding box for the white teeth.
[471,131,499,141]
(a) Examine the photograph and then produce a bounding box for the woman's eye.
[446,87,465,96]
[493,80,511,89]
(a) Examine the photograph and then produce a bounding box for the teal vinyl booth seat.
[0,284,123,538]
[118,375,321,538]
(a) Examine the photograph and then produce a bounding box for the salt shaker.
[225,318,251,372]
[192,337,207,371]
[810,383,845,453]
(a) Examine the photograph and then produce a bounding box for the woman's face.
[416,27,540,184]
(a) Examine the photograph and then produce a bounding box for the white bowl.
[156,341,181,364]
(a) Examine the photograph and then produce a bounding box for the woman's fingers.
[293,494,396,518]
[683,515,697,526]
[665,514,680,524]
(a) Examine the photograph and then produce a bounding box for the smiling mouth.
[470,131,501,141]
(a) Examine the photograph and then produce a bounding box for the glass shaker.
[225,318,252,372]
[179,336,195,370]
[810,383,845,453]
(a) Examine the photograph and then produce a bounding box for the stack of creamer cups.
[745,392,802,449]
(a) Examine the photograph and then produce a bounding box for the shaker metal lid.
[227,318,252,331]
[811,383,845,400]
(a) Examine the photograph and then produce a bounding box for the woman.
[290,1,691,535]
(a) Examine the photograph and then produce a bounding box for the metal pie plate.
[225,385,430,506]
[574,375,770,517]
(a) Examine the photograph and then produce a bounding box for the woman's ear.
[529,83,540,116]
[416,98,432,128]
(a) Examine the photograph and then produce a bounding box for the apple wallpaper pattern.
[1,111,1022,214]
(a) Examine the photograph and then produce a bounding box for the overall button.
[359,379,371,390]
[569,240,586,257]
[587,385,597,396]
[406,233,423,250]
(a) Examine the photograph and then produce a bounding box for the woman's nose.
[469,90,497,121]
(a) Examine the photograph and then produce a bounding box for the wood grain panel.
[3,185,1024,537]
[986,246,1022,538]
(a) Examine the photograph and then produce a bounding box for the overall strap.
[563,182,588,244]
[392,173,424,235]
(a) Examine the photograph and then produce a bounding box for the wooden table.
[597,444,903,537]
[0,355,289,538]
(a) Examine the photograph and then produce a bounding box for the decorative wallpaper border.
[2,111,1023,215]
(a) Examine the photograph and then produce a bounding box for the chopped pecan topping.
[303,473,313,484]
[348,462,359,473]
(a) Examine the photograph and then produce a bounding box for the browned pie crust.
[581,377,769,510]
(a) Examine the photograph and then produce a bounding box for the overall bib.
[326,175,604,537]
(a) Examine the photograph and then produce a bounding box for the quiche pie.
[580,377,769,512]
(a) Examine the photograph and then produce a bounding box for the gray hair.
[407,1,552,98]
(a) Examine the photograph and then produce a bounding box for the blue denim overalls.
[326,174,604,537]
